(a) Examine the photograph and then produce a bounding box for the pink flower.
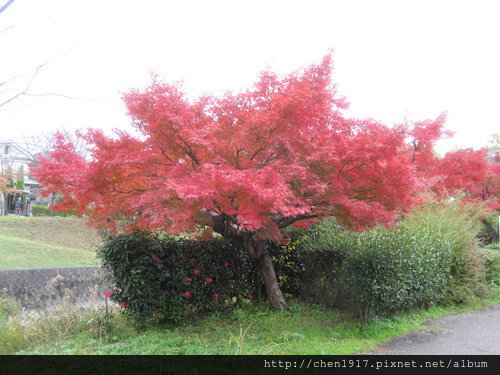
[104,291,112,298]
[151,254,158,260]
[205,278,213,284]
[193,269,200,275]
[184,291,191,298]
[213,293,219,299]
[119,302,127,308]
[223,262,229,267]
[185,277,192,282]
[248,295,254,299]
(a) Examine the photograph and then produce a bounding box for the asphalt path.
[372,305,500,355]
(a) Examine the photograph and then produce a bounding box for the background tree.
[22,127,89,163]
[15,164,24,211]
[0,173,6,215]
[468,134,500,242]
[33,55,492,309]
[0,167,18,213]
[488,133,500,156]
[15,165,24,190]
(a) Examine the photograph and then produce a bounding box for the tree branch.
[0,61,47,108]
[0,0,15,15]
[273,213,318,229]
[0,24,13,34]
[23,93,115,101]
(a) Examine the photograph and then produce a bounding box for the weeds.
[229,322,254,355]
[0,307,134,354]
[3,291,499,355]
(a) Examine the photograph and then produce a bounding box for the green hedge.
[99,213,487,326]
[31,205,76,217]
[344,227,451,320]
[401,199,489,304]
[295,220,350,308]
[98,232,257,327]
[480,248,500,287]
[98,229,308,327]
[30,205,50,217]
[297,219,452,321]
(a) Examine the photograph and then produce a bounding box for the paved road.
[372,305,500,355]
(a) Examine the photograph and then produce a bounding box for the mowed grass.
[10,288,500,355]
[0,216,101,269]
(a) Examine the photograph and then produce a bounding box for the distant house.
[0,140,41,214]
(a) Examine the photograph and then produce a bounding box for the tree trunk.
[258,250,289,310]
[481,218,498,244]
[205,214,289,310]
[243,234,288,310]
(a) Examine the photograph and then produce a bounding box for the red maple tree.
[439,149,499,238]
[406,121,499,240]
[32,55,492,309]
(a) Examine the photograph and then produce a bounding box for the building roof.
[0,140,34,161]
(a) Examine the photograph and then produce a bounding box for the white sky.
[1,0,499,154]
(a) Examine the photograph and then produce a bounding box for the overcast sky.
[1,0,498,154]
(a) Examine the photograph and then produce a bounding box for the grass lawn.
[0,216,100,269]
[0,234,97,269]
[0,216,101,251]
[5,288,498,355]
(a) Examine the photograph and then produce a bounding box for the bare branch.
[0,0,15,15]
[23,93,116,101]
[0,47,103,109]
[0,24,13,34]
[0,74,18,88]
[20,127,89,163]
[0,61,47,108]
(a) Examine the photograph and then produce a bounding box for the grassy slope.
[0,234,97,269]
[0,216,101,251]
[0,216,100,269]
[12,288,500,355]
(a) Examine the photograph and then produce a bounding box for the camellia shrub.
[98,231,258,327]
[98,230,318,327]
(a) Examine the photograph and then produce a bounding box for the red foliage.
[478,162,500,211]
[433,148,489,195]
[32,55,494,240]
[412,144,499,211]
[463,155,500,211]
